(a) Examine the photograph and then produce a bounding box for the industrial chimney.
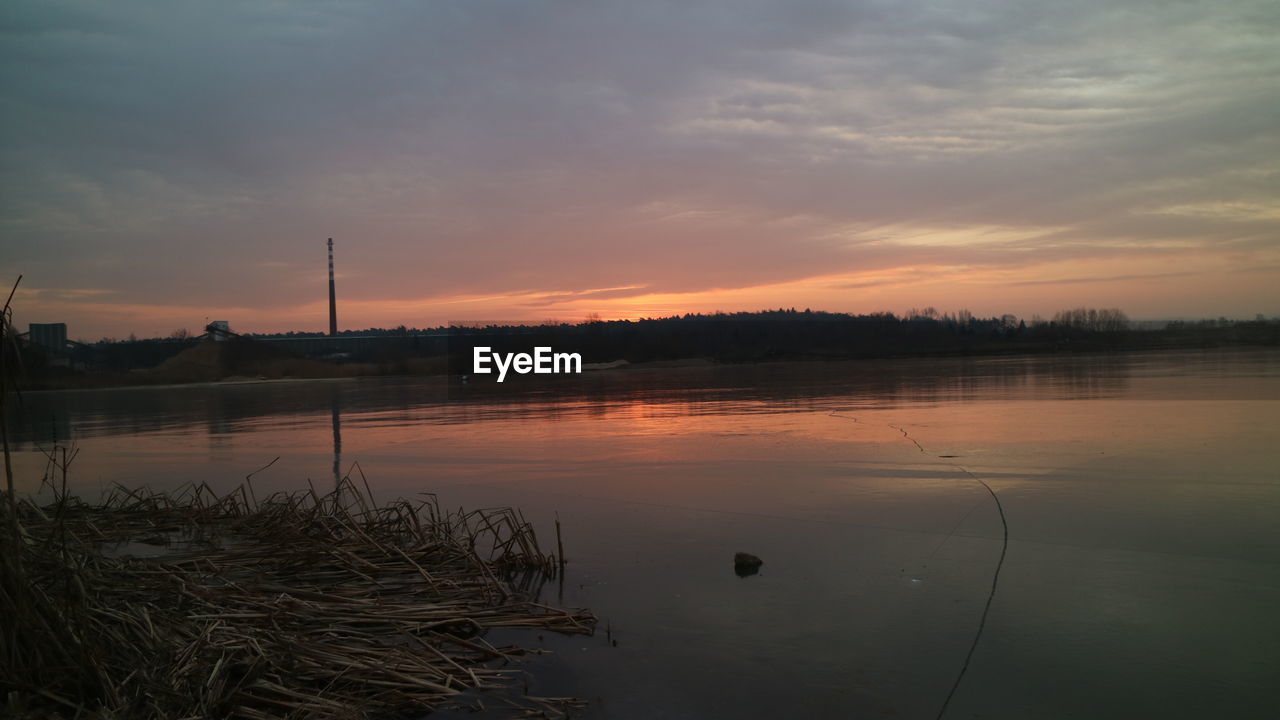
[328,238,338,337]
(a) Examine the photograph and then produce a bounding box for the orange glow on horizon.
[17,246,1276,341]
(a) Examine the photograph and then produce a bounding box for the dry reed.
[1,476,594,719]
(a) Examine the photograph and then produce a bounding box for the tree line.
[26,306,1279,376]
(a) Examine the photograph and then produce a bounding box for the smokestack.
[328,238,337,337]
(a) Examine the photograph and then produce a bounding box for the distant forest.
[20,307,1279,383]
[419,307,1278,370]
[99,307,1280,355]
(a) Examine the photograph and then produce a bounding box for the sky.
[2,0,1278,339]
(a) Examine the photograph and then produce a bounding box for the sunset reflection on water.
[6,349,1279,718]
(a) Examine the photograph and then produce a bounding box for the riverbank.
[23,337,1277,393]
[23,315,1278,391]
[1,478,594,718]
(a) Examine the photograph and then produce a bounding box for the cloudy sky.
[3,0,1277,338]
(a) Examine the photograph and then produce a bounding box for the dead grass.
[1,476,594,719]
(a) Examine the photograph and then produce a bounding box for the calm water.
[7,349,1280,719]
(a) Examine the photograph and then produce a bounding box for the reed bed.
[1,477,595,719]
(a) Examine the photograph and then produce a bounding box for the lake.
[6,348,1279,719]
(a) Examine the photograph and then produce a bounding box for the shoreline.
[20,342,1277,393]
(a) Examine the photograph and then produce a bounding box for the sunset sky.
[3,1,1277,340]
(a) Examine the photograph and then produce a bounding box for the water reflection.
[2,352,1160,446]
[331,382,342,486]
[1,349,1276,719]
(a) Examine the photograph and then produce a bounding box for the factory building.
[29,322,68,354]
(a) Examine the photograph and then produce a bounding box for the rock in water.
[734,552,763,577]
